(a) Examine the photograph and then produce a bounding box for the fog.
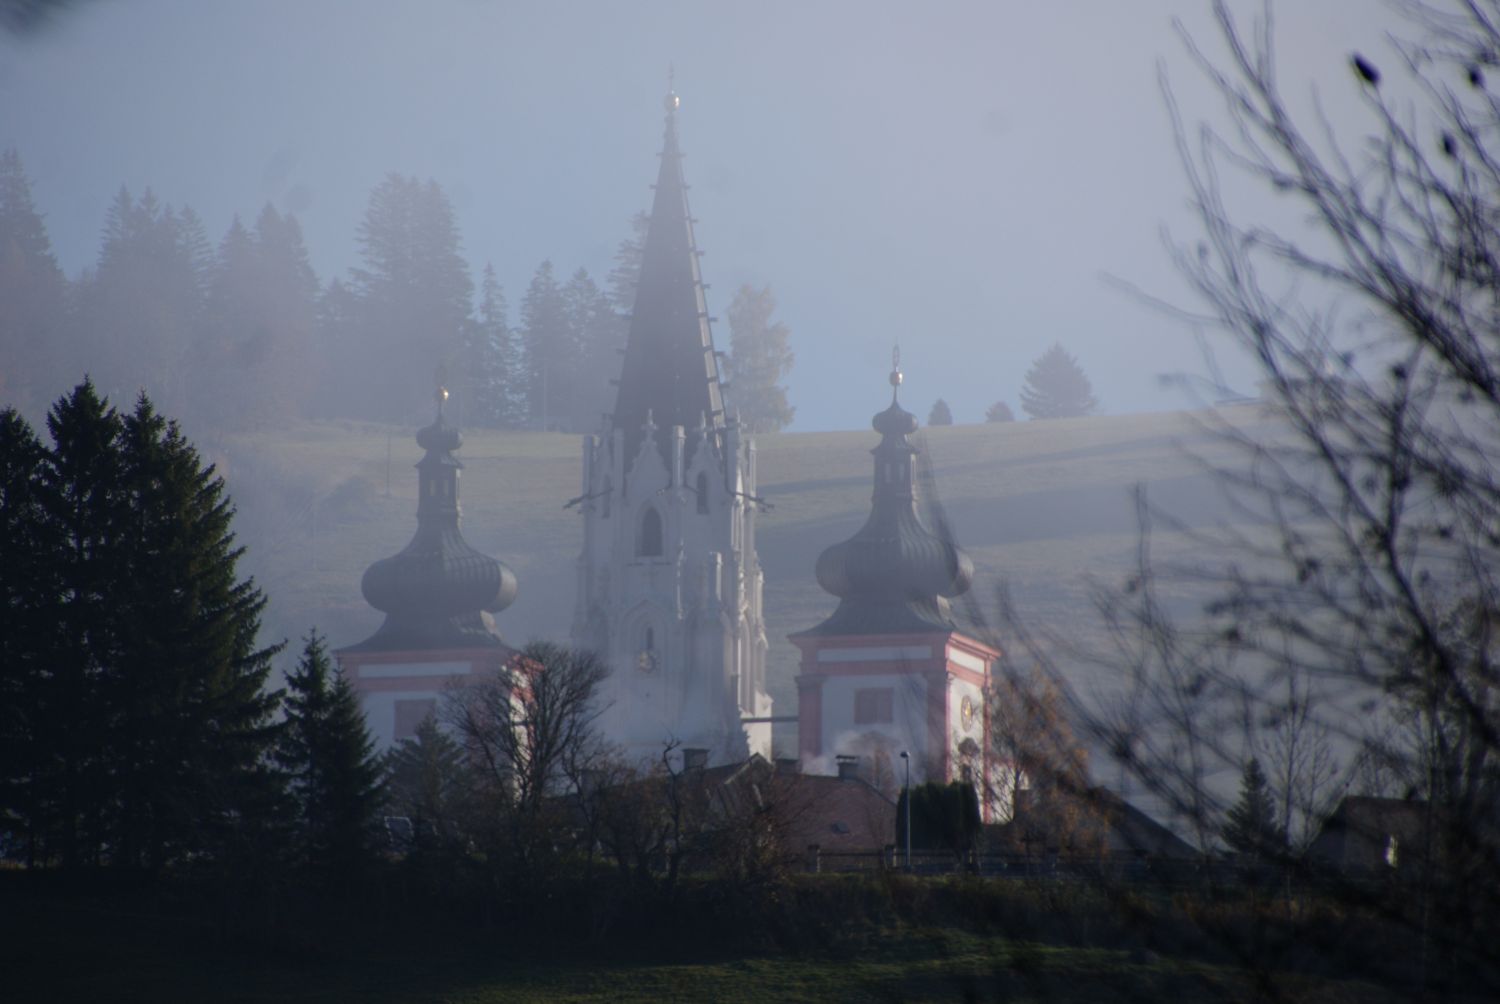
[0,0,1395,429]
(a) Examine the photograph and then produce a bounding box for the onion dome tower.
[572,82,772,767]
[809,351,974,636]
[790,352,1000,816]
[339,387,519,749]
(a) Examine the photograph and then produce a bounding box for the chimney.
[683,748,709,771]
[835,754,859,781]
[774,757,800,776]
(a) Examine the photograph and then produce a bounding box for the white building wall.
[819,671,933,778]
[573,420,771,766]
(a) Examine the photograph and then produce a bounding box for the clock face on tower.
[960,695,978,732]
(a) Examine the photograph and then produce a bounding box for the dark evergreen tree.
[1221,757,1286,860]
[0,410,56,865]
[928,399,953,426]
[347,174,473,422]
[520,260,575,430]
[1019,343,1098,419]
[725,284,794,433]
[0,149,67,416]
[385,715,468,858]
[0,381,285,869]
[278,631,385,881]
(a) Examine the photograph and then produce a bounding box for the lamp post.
[900,750,911,871]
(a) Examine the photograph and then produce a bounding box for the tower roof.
[795,352,974,638]
[343,388,518,653]
[612,84,727,461]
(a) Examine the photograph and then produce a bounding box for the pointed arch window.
[639,507,663,557]
[696,472,709,514]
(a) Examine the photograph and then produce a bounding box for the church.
[339,86,995,802]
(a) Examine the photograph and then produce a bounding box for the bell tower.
[790,353,1000,816]
[571,85,772,765]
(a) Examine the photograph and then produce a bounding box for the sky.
[0,0,1396,431]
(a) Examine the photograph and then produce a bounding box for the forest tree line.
[0,153,794,436]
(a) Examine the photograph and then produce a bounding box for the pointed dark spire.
[611,82,727,463]
[796,359,974,637]
[347,386,518,652]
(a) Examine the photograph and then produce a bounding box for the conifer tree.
[386,715,468,858]
[725,284,794,433]
[1019,343,1098,419]
[605,211,650,316]
[278,630,385,881]
[348,174,473,422]
[0,149,67,416]
[985,400,1015,423]
[79,188,209,417]
[928,399,953,426]
[462,263,522,427]
[0,382,285,868]
[564,266,619,433]
[1221,757,1285,860]
[520,260,575,430]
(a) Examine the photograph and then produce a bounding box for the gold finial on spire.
[889,343,904,402]
[665,64,680,112]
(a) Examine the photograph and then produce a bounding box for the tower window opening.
[696,472,709,514]
[602,478,612,517]
[639,507,664,557]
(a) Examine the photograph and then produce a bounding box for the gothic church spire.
[611,83,727,461]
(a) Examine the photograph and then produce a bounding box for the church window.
[602,478,611,517]
[639,507,663,557]
[854,687,894,724]
[696,472,709,514]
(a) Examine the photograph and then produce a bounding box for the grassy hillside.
[221,405,1273,743]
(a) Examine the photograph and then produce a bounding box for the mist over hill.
[225,404,1271,760]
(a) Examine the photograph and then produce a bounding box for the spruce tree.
[985,400,1015,423]
[348,174,473,421]
[279,631,386,881]
[463,263,522,427]
[386,715,468,858]
[928,399,953,426]
[1019,343,1098,419]
[0,382,284,868]
[0,410,56,865]
[520,260,575,430]
[564,266,619,433]
[0,149,67,415]
[1221,757,1286,860]
[725,284,794,433]
[80,188,209,417]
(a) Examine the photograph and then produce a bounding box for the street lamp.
[900,750,911,871]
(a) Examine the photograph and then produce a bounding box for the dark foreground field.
[0,870,1437,1003]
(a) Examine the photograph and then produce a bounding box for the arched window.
[602,477,611,518]
[639,507,663,557]
[696,472,709,514]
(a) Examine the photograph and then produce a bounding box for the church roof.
[794,355,974,638]
[342,390,518,653]
[611,85,728,462]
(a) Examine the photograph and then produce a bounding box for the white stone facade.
[572,416,773,766]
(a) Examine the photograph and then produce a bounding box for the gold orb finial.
[889,343,903,400]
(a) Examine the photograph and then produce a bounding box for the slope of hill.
[222,405,1272,747]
